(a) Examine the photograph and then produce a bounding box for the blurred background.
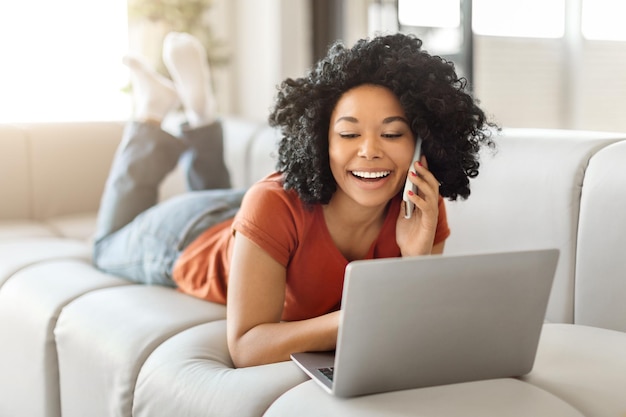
[1,0,625,132]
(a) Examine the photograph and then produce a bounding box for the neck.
[322,194,390,261]
[323,193,388,232]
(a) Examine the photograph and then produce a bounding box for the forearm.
[228,311,339,368]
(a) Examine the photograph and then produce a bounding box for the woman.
[93,32,495,368]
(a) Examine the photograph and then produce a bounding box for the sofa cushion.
[0,237,92,287]
[521,323,626,417]
[264,378,585,417]
[54,285,227,417]
[0,220,58,240]
[134,321,308,417]
[44,213,99,242]
[0,260,130,417]
[221,117,270,189]
[247,125,280,186]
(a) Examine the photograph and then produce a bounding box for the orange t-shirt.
[173,172,450,321]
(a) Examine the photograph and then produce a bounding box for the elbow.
[228,343,251,368]
[227,332,267,368]
[227,336,248,368]
[228,340,273,368]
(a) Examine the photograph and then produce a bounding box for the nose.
[357,135,383,160]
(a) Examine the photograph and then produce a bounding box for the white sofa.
[1,118,626,417]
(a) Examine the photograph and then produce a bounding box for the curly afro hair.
[269,32,496,205]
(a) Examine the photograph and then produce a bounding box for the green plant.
[128,0,229,70]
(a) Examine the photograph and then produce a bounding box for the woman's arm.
[226,233,339,368]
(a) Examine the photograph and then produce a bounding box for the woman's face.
[328,84,416,210]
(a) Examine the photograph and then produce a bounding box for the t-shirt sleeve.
[231,178,302,267]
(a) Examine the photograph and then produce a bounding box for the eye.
[381,132,403,139]
[339,133,360,139]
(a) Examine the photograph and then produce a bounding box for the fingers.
[408,156,440,198]
[403,156,440,224]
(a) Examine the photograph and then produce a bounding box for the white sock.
[162,32,217,127]
[123,55,180,123]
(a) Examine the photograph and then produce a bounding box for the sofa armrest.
[575,141,626,332]
[444,128,625,324]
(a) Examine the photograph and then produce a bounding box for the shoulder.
[241,172,303,212]
[245,172,287,193]
[236,172,315,229]
[234,172,315,266]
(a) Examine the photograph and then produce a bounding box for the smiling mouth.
[351,171,391,180]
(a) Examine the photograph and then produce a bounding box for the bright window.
[398,0,460,28]
[582,0,626,41]
[0,0,129,123]
[473,0,565,38]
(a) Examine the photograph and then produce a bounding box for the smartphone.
[402,138,423,219]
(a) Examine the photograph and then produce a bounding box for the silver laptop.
[291,249,559,398]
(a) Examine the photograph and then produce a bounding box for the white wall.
[210,0,312,122]
[473,36,626,133]
[473,36,566,129]
[577,41,626,132]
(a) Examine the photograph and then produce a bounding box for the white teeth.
[352,171,390,179]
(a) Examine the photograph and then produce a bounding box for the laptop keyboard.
[318,367,334,381]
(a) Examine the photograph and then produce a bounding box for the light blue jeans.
[93,121,246,287]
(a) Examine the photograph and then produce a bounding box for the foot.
[123,55,180,123]
[162,32,217,127]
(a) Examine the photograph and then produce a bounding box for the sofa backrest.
[444,128,626,324]
[0,124,31,220]
[0,118,277,222]
[2,120,626,329]
[0,122,125,221]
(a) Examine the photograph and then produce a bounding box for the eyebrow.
[334,116,409,125]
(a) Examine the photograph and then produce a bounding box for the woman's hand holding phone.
[397,139,442,256]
